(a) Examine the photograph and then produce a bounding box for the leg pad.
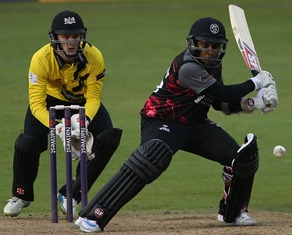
[224,133,259,223]
[79,139,173,229]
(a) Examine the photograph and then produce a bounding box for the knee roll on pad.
[233,133,259,177]
[91,128,123,153]
[15,133,41,152]
[124,139,173,184]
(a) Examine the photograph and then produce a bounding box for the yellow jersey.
[28,42,105,127]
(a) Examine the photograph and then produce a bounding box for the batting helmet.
[186,17,228,67]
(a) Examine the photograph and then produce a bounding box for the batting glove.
[241,85,278,114]
[250,70,275,91]
[261,84,278,113]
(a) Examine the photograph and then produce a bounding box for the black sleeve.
[203,79,255,102]
[212,99,242,112]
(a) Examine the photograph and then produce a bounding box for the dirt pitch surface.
[1,211,292,235]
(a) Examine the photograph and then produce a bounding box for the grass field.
[0,0,291,219]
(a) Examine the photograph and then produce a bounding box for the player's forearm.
[205,80,255,102]
[213,100,242,115]
[84,99,100,121]
[30,100,50,127]
[29,83,49,127]
[84,79,103,121]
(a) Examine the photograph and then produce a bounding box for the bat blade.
[229,4,261,75]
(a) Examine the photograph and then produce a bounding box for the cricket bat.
[228,4,261,76]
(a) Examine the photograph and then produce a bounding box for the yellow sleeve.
[28,52,50,127]
[84,77,104,121]
[83,47,105,121]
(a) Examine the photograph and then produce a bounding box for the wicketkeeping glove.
[71,114,89,139]
[55,118,95,160]
[71,132,95,160]
[56,120,80,160]
[250,70,276,91]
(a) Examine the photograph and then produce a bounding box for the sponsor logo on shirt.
[194,95,213,107]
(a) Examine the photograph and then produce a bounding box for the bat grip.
[251,70,259,76]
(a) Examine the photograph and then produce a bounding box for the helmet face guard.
[186,35,228,68]
[48,31,87,58]
[48,10,87,59]
[186,17,228,68]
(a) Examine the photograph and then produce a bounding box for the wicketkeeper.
[3,10,122,217]
[74,17,278,232]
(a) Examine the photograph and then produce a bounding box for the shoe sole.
[79,226,101,233]
[233,221,256,226]
[3,212,20,217]
[218,214,256,226]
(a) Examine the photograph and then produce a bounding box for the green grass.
[1,0,291,217]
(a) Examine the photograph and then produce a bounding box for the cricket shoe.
[57,193,77,216]
[3,197,31,217]
[218,212,256,226]
[75,217,101,233]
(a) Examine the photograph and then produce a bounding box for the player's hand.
[242,85,278,114]
[71,114,89,139]
[261,85,278,113]
[250,70,275,91]
[71,132,95,160]
[85,132,95,160]
[244,88,266,112]
[56,120,80,160]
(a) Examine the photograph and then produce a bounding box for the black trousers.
[141,117,240,166]
[13,97,113,201]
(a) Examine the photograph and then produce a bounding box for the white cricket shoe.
[57,193,77,216]
[233,212,256,226]
[75,217,101,233]
[218,212,256,226]
[3,197,31,217]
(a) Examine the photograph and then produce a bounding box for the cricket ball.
[273,145,286,158]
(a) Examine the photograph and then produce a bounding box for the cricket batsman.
[74,17,278,232]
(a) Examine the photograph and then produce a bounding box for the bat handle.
[251,70,259,76]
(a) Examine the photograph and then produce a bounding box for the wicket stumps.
[49,105,88,223]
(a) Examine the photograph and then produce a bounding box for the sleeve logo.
[29,72,38,84]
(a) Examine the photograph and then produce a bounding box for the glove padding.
[56,120,80,160]
[71,132,95,160]
[241,85,278,114]
[250,70,276,91]
[71,114,89,139]
[261,85,278,113]
[55,118,95,160]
